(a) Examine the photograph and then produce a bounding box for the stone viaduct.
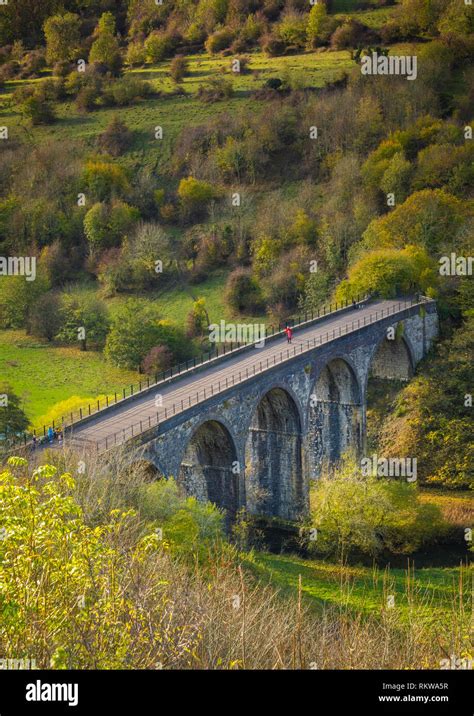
[68,297,438,524]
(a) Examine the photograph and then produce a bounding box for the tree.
[84,201,140,254]
[144,32,174,63]
[105,299,162,370]
[306,2,327,48]
[125,41,146,67]
[186,298,209,338]
[360,189,471,256]
[379,315,474,489]
[224,267,263,315]
[89,12,122,74]
[57,293,110,351]
[43,13,80,66]
[309,456,444,560]
[177,177,218,218]
[335,245,438,302]
[276,12,307,49]
[83,160,130,201]
[379,152,413,203]
[0,386,29,437]
[27,292,63,342]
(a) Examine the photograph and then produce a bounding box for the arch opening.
[369,334,414,382]
[366,333,414,452]
[178,420,239,527]
[245,388,303,520]
[309,358,362,477]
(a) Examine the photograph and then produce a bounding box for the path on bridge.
[69,298,415,451]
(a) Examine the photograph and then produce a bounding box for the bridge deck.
[68,298,420,451]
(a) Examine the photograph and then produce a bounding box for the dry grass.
[5,447,470,670]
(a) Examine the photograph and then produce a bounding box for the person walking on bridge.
[285,325,293,344]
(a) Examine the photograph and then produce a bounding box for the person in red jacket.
[285,325,293,344]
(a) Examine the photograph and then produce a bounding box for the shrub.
[144,31,176,62]
[103,76,153,106]
[27,292,63,342]
[330,19,374,49]
[75,84,101,112]
[126,41,146,67]
[97,117,133,157]
[205,29,234,54]
[20,94,56,125]
[197,77,233,102]
[0,386,29,437]
[83,161,130,201]
[170,55,188,84]
[177,176,218,218]
[141,345,173,375]
[261,34,286,57]
[309,456,445,559]
[224,267,264,315]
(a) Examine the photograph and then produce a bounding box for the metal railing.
[23,294,370,442]
[89,295,430,453]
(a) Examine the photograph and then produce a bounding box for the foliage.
[104,299,162,370]
[141,345,173,375]
[27,292,63,342]
[89,12,121,74]
[0,386,29,437]
[97,117,133,157]
[309,456,445,559]
[336,245,438,301]
[56,292,110,350]
[224,267,263,315]
[43,12,80,66]
[359,190,472,257]
[379,315,474,489]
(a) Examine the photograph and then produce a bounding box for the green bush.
[205,28,234,54]
[309,456,446,559]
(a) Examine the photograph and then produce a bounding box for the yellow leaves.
[7,456,28,468]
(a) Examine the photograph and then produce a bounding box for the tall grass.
[1,447,470,670]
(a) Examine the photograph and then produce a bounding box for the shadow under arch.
[365,328,415,453]
[244,387,304,520]
[178,419,239,527]
[367,329,415,385]
[309,357,362,476]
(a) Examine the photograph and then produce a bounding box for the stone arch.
[245,387,304,519]
[368,329,415,385]
[309,357,362,476]
[178,420,239,526]
[127,458,164,482]
[364,328,415,454]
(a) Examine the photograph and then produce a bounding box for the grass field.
[0,268,271,425]
[0,50,355,174]
[249,552,471,630]
[0,330,140,426]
